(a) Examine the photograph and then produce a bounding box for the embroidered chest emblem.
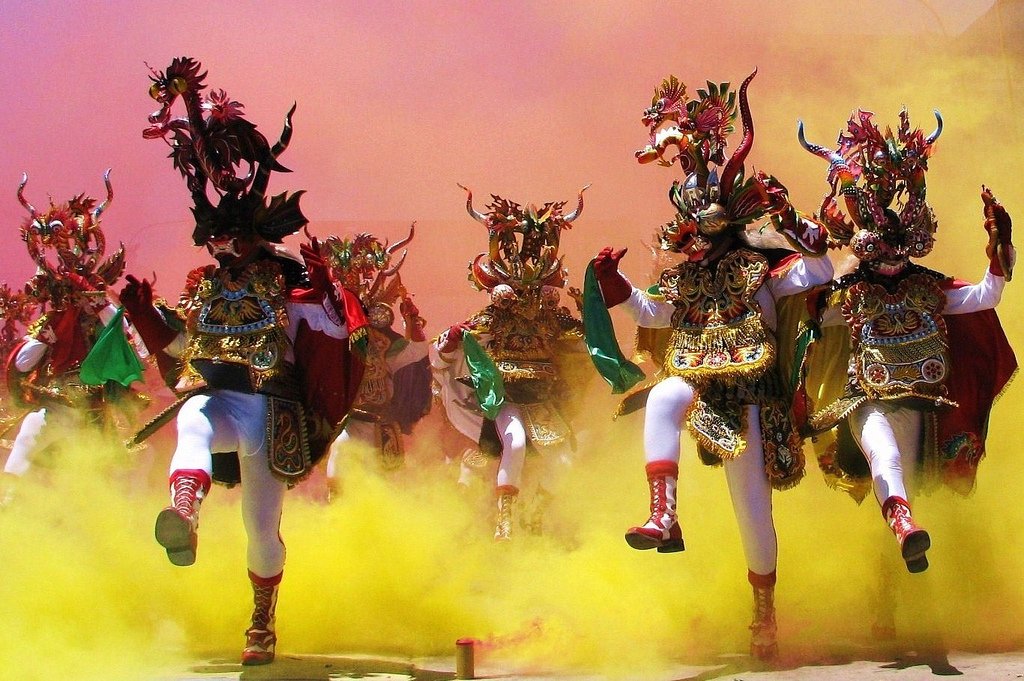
[660,250,775,382]
[843,273,949,398]
[197,285,278,335]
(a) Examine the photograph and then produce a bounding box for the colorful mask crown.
[799,108,943,264]
[459,184,587,291]
[16,171,125,308]
[144,56,306,246]
[321,225,415,327]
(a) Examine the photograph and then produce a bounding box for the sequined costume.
[587,71,831,660]
[431,186,591,540]
[124,57,366,666]
[797,108,1016,574]
[319,228,432,487]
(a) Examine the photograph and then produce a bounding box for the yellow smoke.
[3,25,1024,681]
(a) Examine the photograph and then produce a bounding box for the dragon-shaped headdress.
[799,108,942,269]
[320,224,415,329]
[636,70,791,255]
[16,171,126,310]
[144,56,306,246]
[459,184,588,292]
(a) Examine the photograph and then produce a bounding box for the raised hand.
[300,237,331,292]
[592,246,631,308]
[983,186,1015,280]
[120,274,154,315]
[400,296,426,342]
[120,274,177,352]
[437,321,471,353]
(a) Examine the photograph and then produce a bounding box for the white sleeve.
[621,284,675,329]
[944,270,1005,314]
[14,338,48,372]
[286,296,349,341]
[767,254,834,299]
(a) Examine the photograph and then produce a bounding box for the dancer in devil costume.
[319,227,431,490]
[431,186,590,540]
[123,57,365,665]
[2,171,144,503]
[796,109,1015,573]
[585,71,832,659]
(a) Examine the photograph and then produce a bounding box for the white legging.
[645,376,777,575]
[171,391,286,579]
[494,403,527,490]
[325,419,375,482]
[3,409,50,477]
[848,402,922,507]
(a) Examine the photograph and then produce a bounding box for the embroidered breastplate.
[841,272,949,402]
[660,249,775,384]
[352,328,394,416]
[180,262,294,395]
[477,297,580,405]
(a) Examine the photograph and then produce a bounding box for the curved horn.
[563,184,591,223]
[797,120,858,189]
[799,120,868,230]
[470,253,504,289]
[251,103,296,201]
[720,69,757,199]
[925,109,943,146]
[93,168,114,221]
[386,222,416,255]
[17,173,39,219]
[380,250,408,278]
[457,183,488,224]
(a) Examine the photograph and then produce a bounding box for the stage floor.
[154,649,1024,680]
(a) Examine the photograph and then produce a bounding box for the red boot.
[242,570,281,666]
[494,485,518,541]
[882,496,930,573]
[625,461,684,552]
[154,469,210,567]
[748,570,778,661]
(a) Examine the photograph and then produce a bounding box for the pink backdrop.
[1,1,1018,335]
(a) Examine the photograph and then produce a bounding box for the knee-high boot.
[748,569,778,661]
[881,495,930,573]
[624,460,684,552]
[154,469,211,566]
[494,485,518,541]
[242,570,282,666]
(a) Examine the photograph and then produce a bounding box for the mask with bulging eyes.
[657,171,729,260]
[854,208,936,276]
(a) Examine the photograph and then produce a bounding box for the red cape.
[938,280,1017,493]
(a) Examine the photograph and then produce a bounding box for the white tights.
[644,376,777,575]
[172,391,286,579]
[848,402,922,507]
[3,409,50,477]
[494,403,527,490]
[325,419,375,482]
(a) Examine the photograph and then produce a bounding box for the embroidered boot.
[748,570,778,661]
[882,495,930,573]
[494,485,518,541]
[624,460,684,552]
[154,469,211,567]
[242,570,281,666]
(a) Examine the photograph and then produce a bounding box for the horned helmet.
[144,57,306,251]
[637,70,783,258]
[320,225,415,329]
[459,184,587,312]
[799,108,942,275]
[16,171,125,310]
